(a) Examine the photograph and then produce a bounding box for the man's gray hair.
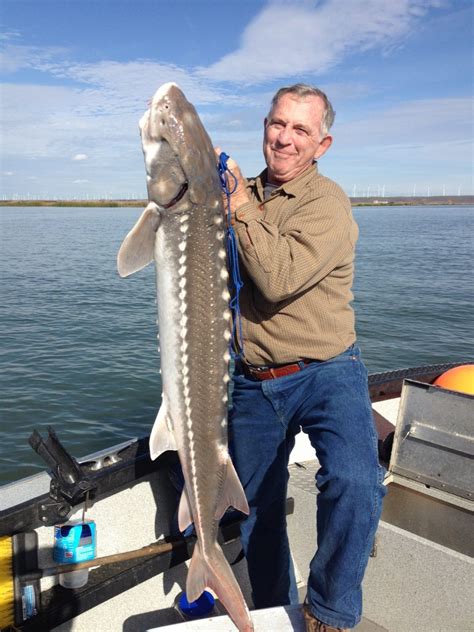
[269,84,335,137]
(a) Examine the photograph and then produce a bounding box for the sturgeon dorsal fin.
[149,398,177,461]
[215,458,250,520]
[117,202,161,277]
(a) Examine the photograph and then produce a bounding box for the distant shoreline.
[1,196,473,208]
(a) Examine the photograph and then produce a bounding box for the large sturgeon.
[117,83,253,632]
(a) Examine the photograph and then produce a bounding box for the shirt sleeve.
[232,194,355,303]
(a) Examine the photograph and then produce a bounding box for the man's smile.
[271,148,295,157]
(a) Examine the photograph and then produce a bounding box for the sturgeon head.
[117,82,223,278]
[141,81,222,212]
[117,84,253,632]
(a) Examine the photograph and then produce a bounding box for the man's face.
[263,93,333,184]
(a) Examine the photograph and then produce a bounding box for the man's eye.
[295,128,308,135]
[271,122,284,129]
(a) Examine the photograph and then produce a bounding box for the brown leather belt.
[240,359,313,381]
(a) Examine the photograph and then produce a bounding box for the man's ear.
[314,135,333,160]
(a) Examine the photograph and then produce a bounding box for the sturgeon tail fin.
[186,541,254,632]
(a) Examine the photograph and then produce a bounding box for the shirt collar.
[250,162,319,200]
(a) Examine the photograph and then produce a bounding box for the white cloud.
[333,97,473,150]
[1,84,96,159]
[201,0,447,84]
[0,41,234,108]
[0,30,21,41]
[0,42,68,73]
[73,179,89,183]
[326,97,473,192]
[49,60,226,106]
[73,154,88,161]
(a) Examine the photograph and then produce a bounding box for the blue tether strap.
[217,152,244,358]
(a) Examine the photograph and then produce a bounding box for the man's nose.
[276,126,292,144]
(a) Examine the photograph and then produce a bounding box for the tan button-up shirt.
[232,163,358,365]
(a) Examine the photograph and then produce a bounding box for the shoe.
[302,603,350,632]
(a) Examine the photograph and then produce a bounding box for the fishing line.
[217,152,244,358]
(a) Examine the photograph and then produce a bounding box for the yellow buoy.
[433,364,474,395]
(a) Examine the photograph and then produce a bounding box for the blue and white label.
[53,520,96,564]
[22,584,38,620]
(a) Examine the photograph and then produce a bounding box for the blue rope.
[217,152,244,358]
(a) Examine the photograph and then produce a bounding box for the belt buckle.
[252,365,268,378]
[245,363,269,380]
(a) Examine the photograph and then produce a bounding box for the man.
[220,84,386,632]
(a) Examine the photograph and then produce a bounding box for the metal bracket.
[29,426,97,525]
[408,421,474,457]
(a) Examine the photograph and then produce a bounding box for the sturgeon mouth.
[161,181,188,209]
[148,138,188,209]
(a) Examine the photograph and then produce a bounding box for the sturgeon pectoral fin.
[117,202,161,277]
[215,458,250,520]
[178,487,193,532]
[149,400,176,461]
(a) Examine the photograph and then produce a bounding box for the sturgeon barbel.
[117,83,253,632]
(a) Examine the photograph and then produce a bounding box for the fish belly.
[156,210,230,534]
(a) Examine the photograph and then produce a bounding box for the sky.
[1,0,473,200]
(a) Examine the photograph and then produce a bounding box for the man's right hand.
[215,148,250,223]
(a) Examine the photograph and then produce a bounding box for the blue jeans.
[229,345,386,629]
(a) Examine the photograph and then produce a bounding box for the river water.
[1,205,472,484]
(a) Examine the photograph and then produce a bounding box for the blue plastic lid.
[178,591,215,618]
